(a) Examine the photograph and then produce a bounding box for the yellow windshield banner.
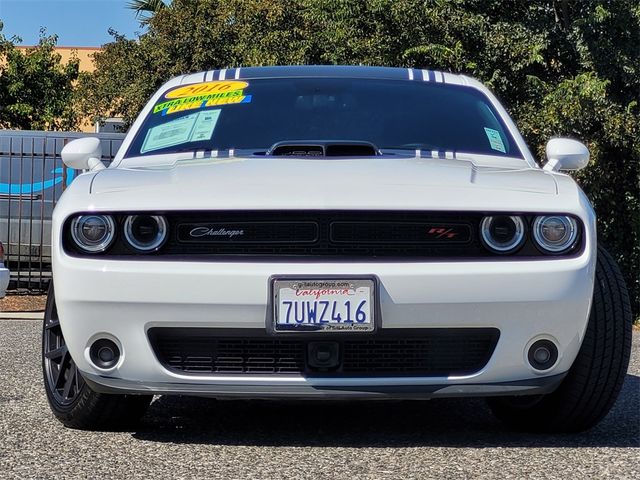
[156,81,252,115]
[154,91,252,115]
[165,81,249,99]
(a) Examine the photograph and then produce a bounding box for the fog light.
[528,339,558,371]
[89,338,120,369]
[533,347,551,364]
[98,347,115,363]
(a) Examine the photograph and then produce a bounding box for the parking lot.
[1,319,638,479]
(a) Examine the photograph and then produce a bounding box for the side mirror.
[543,138,590,172]
[61,137,106,171]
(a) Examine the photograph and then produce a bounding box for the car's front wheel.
[488,246,633,432]
[42,285,152,430]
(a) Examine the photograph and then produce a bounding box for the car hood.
[87,156,563,211]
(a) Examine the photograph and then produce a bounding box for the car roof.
[176,65,473,87]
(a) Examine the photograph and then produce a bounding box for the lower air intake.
[148,328,500,377]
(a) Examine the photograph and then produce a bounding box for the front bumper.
[83,371,567,399]
[53,248,596,398]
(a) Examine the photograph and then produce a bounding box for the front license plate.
[272,278,376,333]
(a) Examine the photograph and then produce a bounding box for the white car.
[45,66,632,432]
[0,241,8,298]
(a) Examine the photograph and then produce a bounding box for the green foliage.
[76,0,640,315]
[0,25,80,130]
[76,30,156,127]
[518,73,639,318]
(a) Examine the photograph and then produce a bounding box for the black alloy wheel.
[43,296,85,405]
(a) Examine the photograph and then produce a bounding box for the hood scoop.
[268,140,379,157]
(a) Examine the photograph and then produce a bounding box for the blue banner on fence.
[0,167,76,195]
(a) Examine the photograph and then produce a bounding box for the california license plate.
[272,278,376,333]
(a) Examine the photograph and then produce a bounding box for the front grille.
[148,328,500,377]
[177,221,319,244]
[330,221,471,244]
[165,211,488,258]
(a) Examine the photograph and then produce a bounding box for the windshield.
[126,78,522,158]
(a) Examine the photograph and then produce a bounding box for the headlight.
[124,215,168,252]
[480,215,525,253]
[533,215,578,253]
[70,215,116,253]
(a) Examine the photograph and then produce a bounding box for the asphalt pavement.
[1,319,638,479]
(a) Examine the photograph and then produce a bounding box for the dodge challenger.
[44,66,632,432]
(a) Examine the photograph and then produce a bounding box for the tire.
[488,246,633,432]
[42,284,152,430]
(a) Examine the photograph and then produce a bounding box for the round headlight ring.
[533,215,578,253]
[70,215,116,253]
[480,215,525,253]
[124,215,168,252]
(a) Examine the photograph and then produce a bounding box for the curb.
[0,311,44,320]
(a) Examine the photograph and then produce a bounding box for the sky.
[0,0,142,46]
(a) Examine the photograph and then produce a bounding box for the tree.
[0,25,80,130]
[78,0,640,316]
[127,0,168,25]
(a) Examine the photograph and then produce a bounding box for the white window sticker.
[190,110,221,142]
[141,110,221,153]
[484,127,506,153]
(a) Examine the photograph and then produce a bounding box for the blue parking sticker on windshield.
[484,127,506,153]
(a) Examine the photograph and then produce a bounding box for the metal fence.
[0,130,125,293]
